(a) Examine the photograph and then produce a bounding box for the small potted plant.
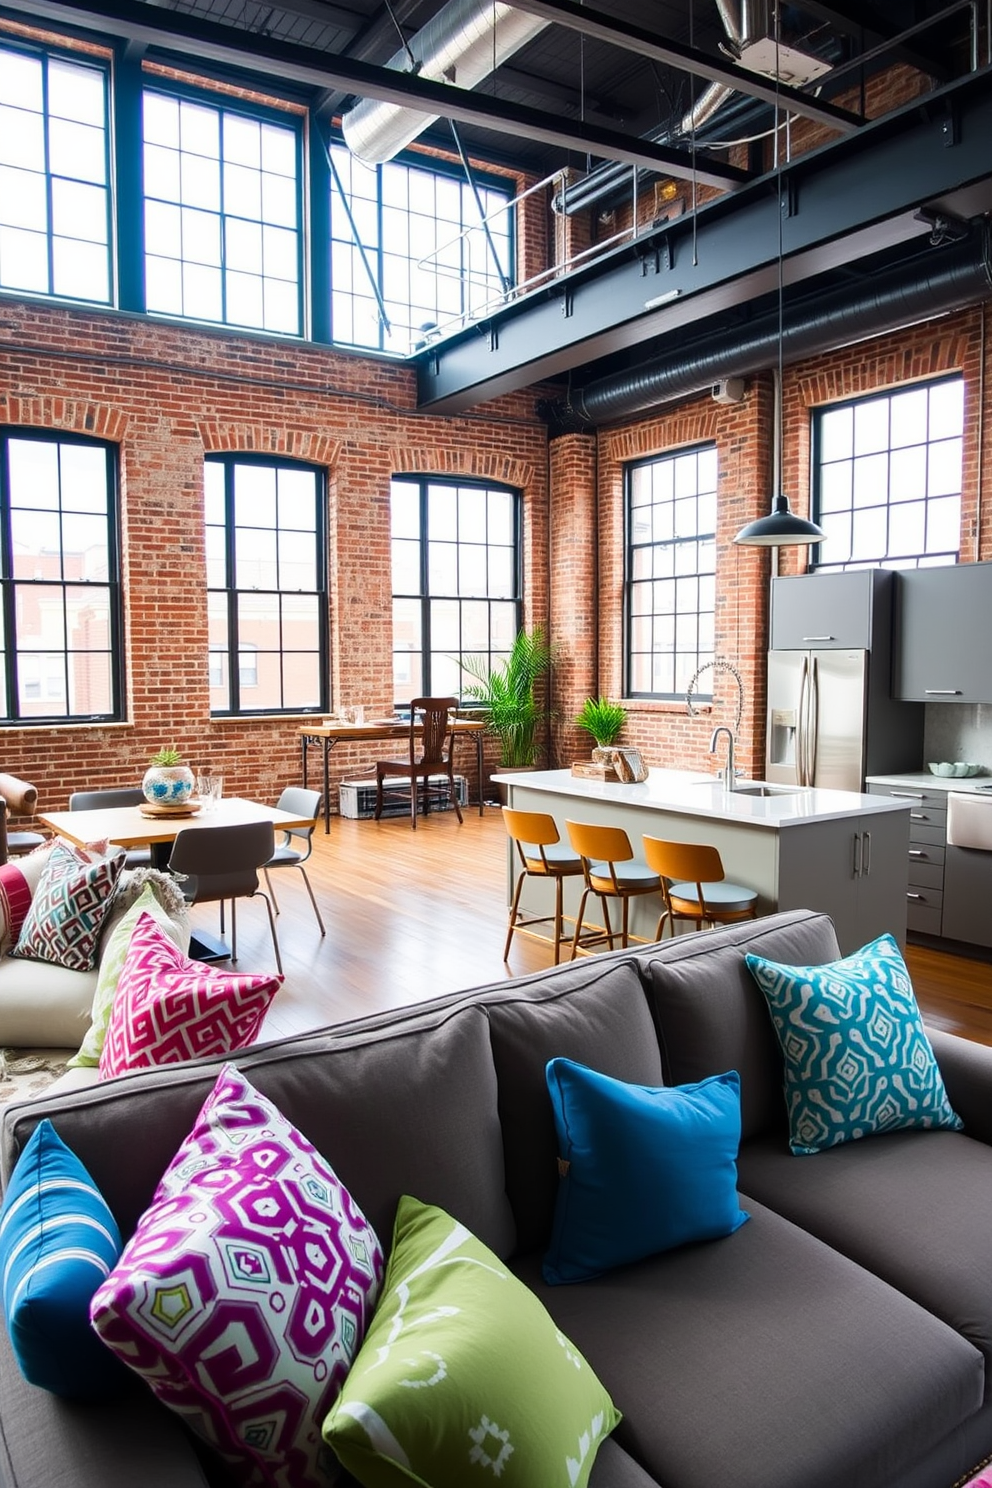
[574,697,627,759]
[142,745,195,806]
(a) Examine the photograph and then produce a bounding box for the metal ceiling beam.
[796,0,955,80]
[499,0,864,133]
[11,0,750,185]
[414,66,992,411]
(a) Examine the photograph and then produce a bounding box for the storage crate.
[339,775,468,820]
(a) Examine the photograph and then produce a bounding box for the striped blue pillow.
[0,1118,125,1398]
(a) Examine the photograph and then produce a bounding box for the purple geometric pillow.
[89,1065,383,1486]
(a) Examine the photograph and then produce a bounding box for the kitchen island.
[495,767,913,955]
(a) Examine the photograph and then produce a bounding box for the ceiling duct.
[553,225,991,426]
[341,0,550,165]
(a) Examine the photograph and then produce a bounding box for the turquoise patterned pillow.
[745,933,963,1156]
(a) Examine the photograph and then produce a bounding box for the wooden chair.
[374,697,464,830]
[502,807,583,964]
[565,820,662,958]
[168,820,282,973]
[69,787,151,868]
[642,836,758,938]
[262,787,325,935]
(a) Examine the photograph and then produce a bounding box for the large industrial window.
[626,446,717,699]
[390,476,520,704]
[812,377,964,570]
[0,430,121,722]
[205,456,326,715]
[329,145,513,355]
[0,41,111,303]
[143,87,301,335]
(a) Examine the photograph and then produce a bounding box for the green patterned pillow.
[745,932,963,1156]
[323,1195,620,1488]
[67,883,190,1069]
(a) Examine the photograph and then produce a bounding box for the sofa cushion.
[645,909,842,1140]
[90,1065,383,1488]
[543,1061,748,1284]
[11,840,125,972]
[323,1194,620,1488]
[485,957,663,1254]
[0,956,100,1047]
[69,883,192,1069]
[5,1002,516,1263]
[0,1119,125,1401]
[514,1197,984,1488]
[745,932,962,1154]
[97,913,281,1077]
[737,1126,992,1402]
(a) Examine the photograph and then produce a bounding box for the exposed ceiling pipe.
[554,0,781,218]
[341,0,550,165]
[556,226,991,426]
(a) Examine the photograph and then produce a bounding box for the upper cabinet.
[893,563,992,702]
[770,569,890,651]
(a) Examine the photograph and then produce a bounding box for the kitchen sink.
[732,783,804,797]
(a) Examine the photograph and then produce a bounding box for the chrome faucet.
[710,726,737,790]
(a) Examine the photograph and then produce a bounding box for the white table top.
[39,796,314,849]
[492,766,912,829]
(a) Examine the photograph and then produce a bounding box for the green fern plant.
[460,626,554,768]
[574,697,627,748]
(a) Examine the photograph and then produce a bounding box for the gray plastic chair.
[262,787,325,934]
[69,787,152,868]
[168,820,282,974]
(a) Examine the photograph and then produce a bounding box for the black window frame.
[205,452,328,718]
[0,426,124,725]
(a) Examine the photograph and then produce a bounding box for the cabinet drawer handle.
[862,831,871,876]
[924,689,962,695]
[802,635,834,642]
[908,849,926,857]
[889,790,925,799]
[909,813,929,821]
[907,892,924,900]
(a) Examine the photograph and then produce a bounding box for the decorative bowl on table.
[928,762,982,777]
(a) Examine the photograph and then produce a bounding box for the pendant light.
[733,26,825,550]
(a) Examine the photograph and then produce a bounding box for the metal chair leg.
[298,865,326,935]
[263,867,280,913]
[253,889,283,974]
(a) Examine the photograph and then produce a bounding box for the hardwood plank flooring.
[191,807,992,1048]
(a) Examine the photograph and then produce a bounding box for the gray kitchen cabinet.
[893,562,992,702]
[777,807,910,952]
[770,569,888,651]
[943,845,992,948]
[868,784,946,937]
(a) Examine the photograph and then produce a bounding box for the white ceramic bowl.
[928,762,956,776]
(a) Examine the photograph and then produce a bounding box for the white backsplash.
[924,703,992,771]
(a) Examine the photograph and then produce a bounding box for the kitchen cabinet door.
[942,846,992,948]
[893,563,992,702]
[777,809,909,954]
[770,570,885,651]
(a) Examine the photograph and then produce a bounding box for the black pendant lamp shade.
[733,493,826,547]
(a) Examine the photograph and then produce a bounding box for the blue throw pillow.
[543,1060,749,1285]
[0,1119,126,1399]
[745,932,963,1156]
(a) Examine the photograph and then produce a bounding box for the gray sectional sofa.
[2,907,992,1488]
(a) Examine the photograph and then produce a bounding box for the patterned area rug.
[0,1049,75,1107]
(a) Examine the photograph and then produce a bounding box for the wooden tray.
[139,801,202,818]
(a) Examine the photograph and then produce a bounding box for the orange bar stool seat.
[502,808,583,964]
[642,836,758,938]
[565,820,662,959]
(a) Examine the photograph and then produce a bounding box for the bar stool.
[642,837,758,938]
[565,820,662,959]
[502,808,583,965]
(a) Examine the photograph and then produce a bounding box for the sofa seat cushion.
[0,956,99,1047]
[737,1127,992,1398]
[513,1198,984,1488]
[486,958,664,1254]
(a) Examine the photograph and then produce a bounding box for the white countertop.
[867,771,992,796]
[493,767,911,828]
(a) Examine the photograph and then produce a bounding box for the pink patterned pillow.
[89,1066,383,1486]
[0,860,34,954]
[98,913,282,1078]
[11,838,125,970]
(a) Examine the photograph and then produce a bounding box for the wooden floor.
[198,805,992,1049]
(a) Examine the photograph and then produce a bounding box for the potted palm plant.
[461,627,554,796]
[574,697,627,756]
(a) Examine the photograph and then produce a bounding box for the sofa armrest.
[929,1026,992,1147]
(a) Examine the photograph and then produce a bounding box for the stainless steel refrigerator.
[766,650,871,791]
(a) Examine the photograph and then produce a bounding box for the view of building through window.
[205,456,326,715]
[0,432,119,721]
[812,377,964,570]
[390,476,520,704]
[626,446,717,700]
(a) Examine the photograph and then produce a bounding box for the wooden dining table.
[300,716,488,831]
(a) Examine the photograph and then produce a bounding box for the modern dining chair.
[565,820,662,958]
[502,807,583,964]
[641,837,758,938]
[167,820,282,974]
[262,787,325,935]
[69,787,151,868]
[374,697,464,829]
